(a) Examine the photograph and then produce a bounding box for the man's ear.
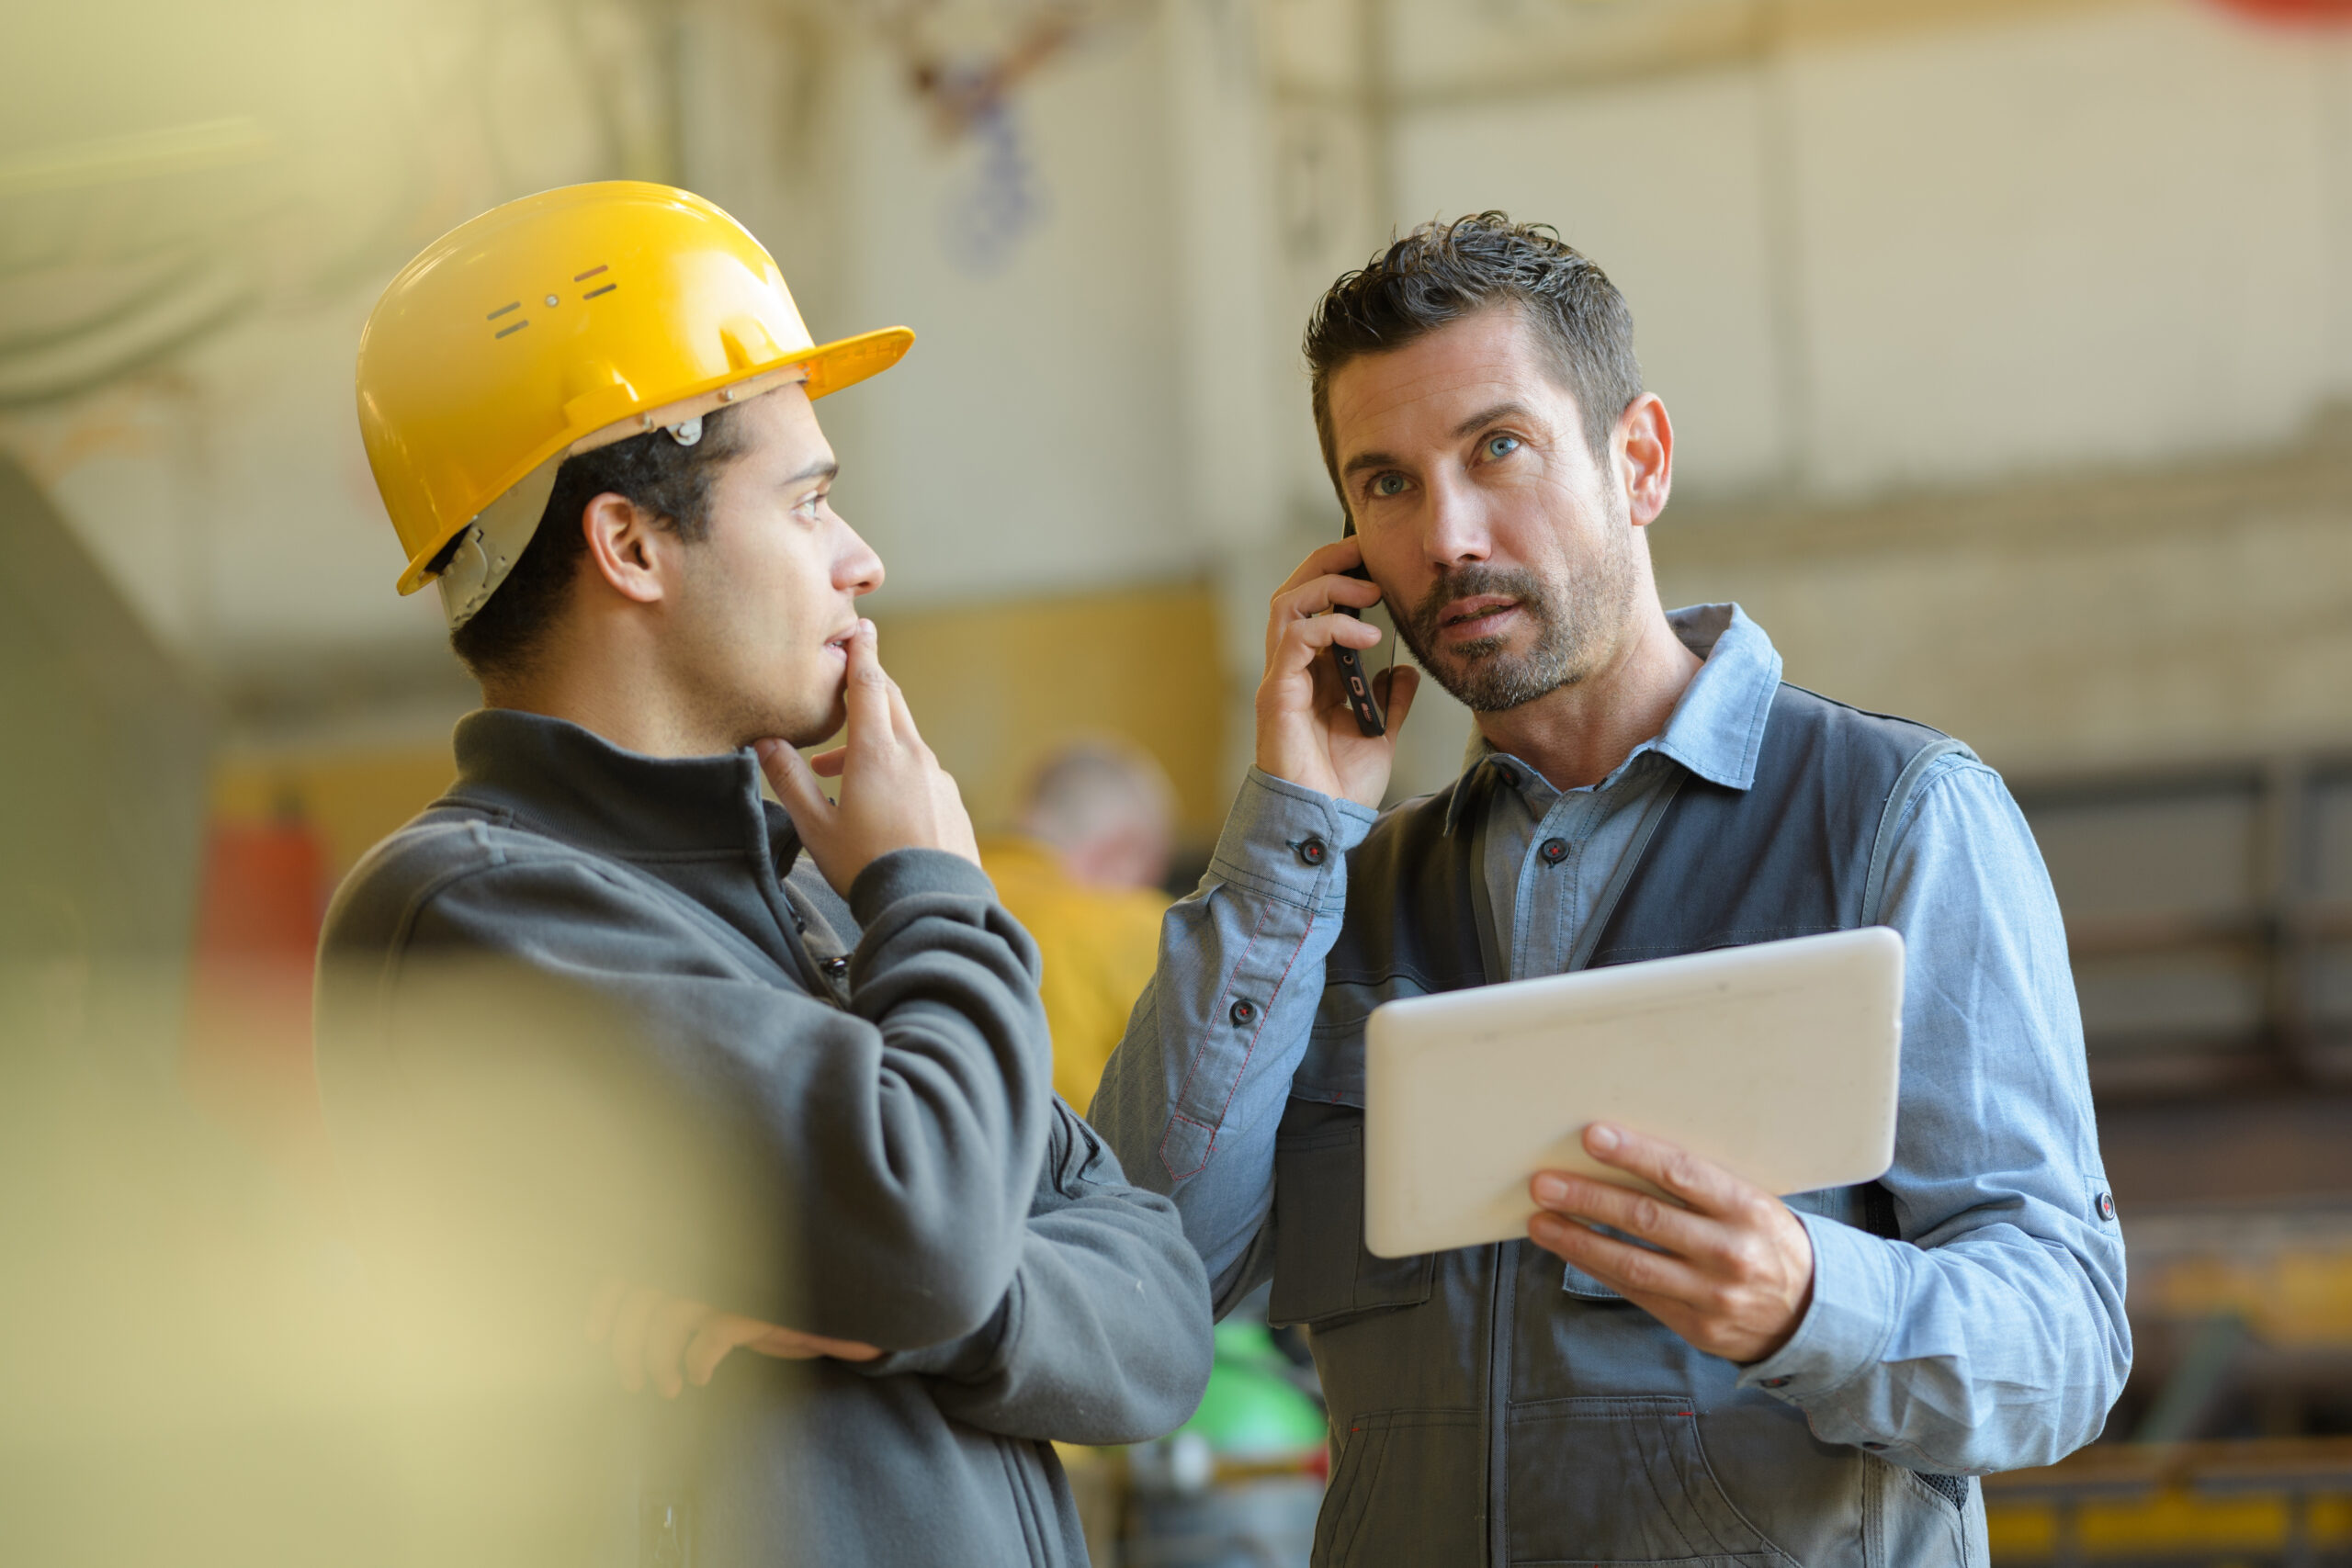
[579,492,673,604]
[1617,393,1674,527]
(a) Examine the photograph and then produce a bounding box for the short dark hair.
[448,406,744,682]
[1303,212,1644,506]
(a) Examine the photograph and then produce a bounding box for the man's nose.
[834,517,884,597]
[1422,470,1492,569]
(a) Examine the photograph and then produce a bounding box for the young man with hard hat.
[317,182,1210,1567]
[1092,215,2128,1565]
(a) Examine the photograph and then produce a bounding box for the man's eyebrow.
[1453,400,1533,439]
[1340,401,1539,479]
[780,457,839,488]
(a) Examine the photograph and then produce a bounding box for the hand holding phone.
[1253,526,1419,810]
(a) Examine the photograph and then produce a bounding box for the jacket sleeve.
[854,1100,1215,1444]
[1736,756,2132,1472]
[1086,769,1376,1314]
[345,841,1054,1352]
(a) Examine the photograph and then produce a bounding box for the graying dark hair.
[1304,212,1644,506]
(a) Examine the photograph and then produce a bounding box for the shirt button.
[1294,836,1328,867]
[1539,837,1569,865]
[1760,1376,1792,1389]
[1862,1442,1887,1451]
[1495,765,1518,787]
[822,955,850,980]
[2096,1191,2116,1222]
[1229,998,1259,1027]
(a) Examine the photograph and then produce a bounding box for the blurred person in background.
[980,738,1178,1111]
[316,183,1209,1568]
[1093,215,2130,1567]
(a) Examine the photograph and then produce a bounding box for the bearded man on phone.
[1092,214,2128,1568]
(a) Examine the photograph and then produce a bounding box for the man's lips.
[1435,596,1520,641]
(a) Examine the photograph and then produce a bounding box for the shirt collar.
[1441,603,1782,833]
[445,706,800,867]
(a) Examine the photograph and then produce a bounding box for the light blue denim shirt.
[1092,604,2131,1474]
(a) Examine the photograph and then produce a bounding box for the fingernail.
[1588,1123,1620,1152]
[1533,1174,1569,1205]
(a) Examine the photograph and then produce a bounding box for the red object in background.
[2208,0,2352,23]
[184,816,334,1181]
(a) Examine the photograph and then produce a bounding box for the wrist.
[847,846,999,925]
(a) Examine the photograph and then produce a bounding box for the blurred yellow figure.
[981,739,1178,1111]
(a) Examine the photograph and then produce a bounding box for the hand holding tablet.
[1362,926,1905,1260]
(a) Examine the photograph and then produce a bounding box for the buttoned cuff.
[1736,1211,1895,1405]
[1206,767,1377,913]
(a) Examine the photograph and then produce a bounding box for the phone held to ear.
[1330,521,1386,738]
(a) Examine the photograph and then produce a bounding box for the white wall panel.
[1787,1,2332,497]
[1392,70,1791,497]
[824,29,1201,611]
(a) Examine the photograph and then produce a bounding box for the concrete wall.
[1372,0,2352,784]
[7,0,2352,812]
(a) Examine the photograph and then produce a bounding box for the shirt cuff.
[1736,1211,1895,1404]
[1207,767,1377,912]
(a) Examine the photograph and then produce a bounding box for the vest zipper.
[1485,1239,1520,1566]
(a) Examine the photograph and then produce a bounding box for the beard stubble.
[1391,513,1640,714]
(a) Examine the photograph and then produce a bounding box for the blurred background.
[9,0,2352,1562]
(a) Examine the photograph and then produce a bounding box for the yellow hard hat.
[356,180,911,624]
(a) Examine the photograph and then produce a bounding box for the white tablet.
[1362,926,1904,1259]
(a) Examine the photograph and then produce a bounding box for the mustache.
[1405,566,1550,639]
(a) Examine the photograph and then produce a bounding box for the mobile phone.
[1329,520,1386,738]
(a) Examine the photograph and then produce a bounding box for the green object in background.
[1176,1322,1328,1458]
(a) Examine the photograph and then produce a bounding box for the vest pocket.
[1314,1406,1483,1566]
[1268,1120,1433,1328]
[1505,1396,1795,1566]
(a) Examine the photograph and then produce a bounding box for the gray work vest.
[1269,683,1983,1568]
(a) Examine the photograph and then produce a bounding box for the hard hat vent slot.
[493,320,529,340]
[573,265,608,281]
[486,301,521,321]
[582,283,616,299]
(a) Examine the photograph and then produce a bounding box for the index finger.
[684,1313,775,1387]
[840,619,891,745]
[1582,1122,1755,1218]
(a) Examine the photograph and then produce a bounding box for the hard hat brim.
[393,323,913,596]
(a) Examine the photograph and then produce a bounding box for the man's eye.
[1485,434,1521,459]
[1372,473,1408,498]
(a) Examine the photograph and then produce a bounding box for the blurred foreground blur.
[11,0,2352,1562]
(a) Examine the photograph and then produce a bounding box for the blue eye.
[1485,434,1521,459]
[1373,473,1408,498]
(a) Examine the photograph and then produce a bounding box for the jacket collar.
[1441,603,1783,834]
[445,706,800,866]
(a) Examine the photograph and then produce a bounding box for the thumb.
[1378,663,1422,738]
[756,739,831,823]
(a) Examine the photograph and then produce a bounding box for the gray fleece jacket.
[315,708,1211,1567]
